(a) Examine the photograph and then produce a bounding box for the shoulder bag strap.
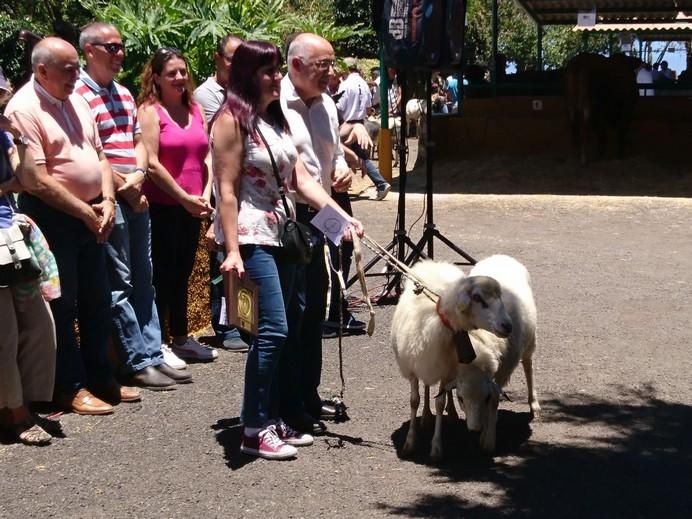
[255,125,292,218]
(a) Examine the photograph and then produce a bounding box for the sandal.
[16,423,52,446]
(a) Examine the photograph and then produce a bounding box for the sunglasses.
[93,42,125,54]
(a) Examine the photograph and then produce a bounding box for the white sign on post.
[577,8,597,27]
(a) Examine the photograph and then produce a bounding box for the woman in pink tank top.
[138,47,218,363]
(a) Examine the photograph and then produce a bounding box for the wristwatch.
[13,135,29,146]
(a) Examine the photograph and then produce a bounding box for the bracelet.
[103,195,116,204]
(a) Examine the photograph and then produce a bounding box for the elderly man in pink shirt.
[5,37,138,415]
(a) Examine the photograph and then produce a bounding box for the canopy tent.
[484,1,692,76]
[515,0,692,25]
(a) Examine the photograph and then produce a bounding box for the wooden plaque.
[223,270,259,337]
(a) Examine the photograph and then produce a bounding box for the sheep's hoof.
[530,403,542,421]
[479,431,496,452]
[429,444,443,462]
[446,405,459,421]
[402,437,416,456]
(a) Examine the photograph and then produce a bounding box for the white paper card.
[310,205,350,246]
[219,296,228,326]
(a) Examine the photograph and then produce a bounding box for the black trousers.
[149,203,200,339]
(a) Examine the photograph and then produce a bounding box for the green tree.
[82,0,370,94]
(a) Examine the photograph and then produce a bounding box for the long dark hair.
[138,47,196,107]
[220,40,288,139]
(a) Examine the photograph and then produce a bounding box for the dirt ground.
[2,148,691,518]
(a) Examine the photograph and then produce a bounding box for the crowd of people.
[0,23,378,460]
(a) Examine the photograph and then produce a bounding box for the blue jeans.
[348,142,388,190]
[18,194,112,394]
[104,202,163,374]
[239,245,297,428]
[209,249,243,342]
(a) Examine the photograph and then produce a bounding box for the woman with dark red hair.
[212,40,363,460]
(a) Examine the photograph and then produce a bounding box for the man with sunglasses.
[75,22,192,392]
[193,35,250,354]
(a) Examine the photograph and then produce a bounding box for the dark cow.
[564,53,640,165]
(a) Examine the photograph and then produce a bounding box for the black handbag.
[256,126,317,265]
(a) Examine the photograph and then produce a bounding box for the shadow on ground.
[379,386,692,518]
[398,154,692,197]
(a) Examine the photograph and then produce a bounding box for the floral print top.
[214,117,298,247]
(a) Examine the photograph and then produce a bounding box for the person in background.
[138,47,217,362]
[6,37,125,415]
[336,57,391,201]
[76,22,191,390]
[193,34,249,353]
[0,87,56,444]
[212,40,363,459]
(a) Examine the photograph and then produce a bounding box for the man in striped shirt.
[75,22,191,391]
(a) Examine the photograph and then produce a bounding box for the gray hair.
[31,44,56,70]
[79,22,118,50]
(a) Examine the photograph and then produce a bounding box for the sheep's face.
[459,276,513,338]
[456,370,500,444]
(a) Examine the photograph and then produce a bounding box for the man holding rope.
[279,33,372,434]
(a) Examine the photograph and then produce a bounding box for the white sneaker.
[171,337,219,361]
[376,183,391,201]
[161,344,187,370]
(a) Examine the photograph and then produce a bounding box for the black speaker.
[380,0,466,70]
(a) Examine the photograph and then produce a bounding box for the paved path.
[2,173,691,518]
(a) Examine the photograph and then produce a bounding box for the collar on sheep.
[435,298,454,330]
[436,299,476,363]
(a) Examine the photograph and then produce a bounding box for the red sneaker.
[240,425,297,460]
[276,420,314,447]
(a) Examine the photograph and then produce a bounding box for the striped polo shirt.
[75,70,139,174]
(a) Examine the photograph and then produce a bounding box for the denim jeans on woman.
[18,194,112,395]
[104,202,163,374]
[239,245,297,428]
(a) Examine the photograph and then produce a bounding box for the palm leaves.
[82,0,371,94]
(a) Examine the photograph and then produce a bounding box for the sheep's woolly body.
[466,254,536,388]
[391,261,466,387]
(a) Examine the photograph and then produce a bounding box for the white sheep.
[391,260,513,461]
[456,254,540,452]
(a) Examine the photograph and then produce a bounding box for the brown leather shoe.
[95,382,142,404]
[57,388,114,415]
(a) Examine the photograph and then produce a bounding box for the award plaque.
[223,270,258,336]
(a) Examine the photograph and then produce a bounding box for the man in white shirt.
[279,33,358,434]
[336,58,391,201]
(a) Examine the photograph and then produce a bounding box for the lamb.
[455,254,540,452]
[391,260,513,460]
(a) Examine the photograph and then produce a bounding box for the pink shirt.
[5,77,104,202]
[143,103,208,205]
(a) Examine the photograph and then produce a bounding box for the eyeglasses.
[222,53,234,63]
[305,58,336,71]
[92,42,125,54]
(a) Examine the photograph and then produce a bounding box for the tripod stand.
[347,71,475,300]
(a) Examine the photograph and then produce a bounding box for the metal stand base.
[347,71,475,304]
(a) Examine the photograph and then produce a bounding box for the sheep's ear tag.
[455,331,476,364]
